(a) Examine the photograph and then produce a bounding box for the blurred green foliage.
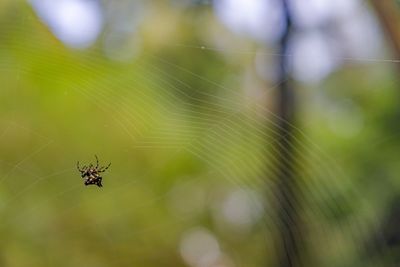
[0,1,399,267]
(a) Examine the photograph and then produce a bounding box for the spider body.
[77,155,111,187]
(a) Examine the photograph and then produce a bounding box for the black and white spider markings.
[77,155,111,187]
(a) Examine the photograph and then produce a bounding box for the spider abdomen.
[77,156,110,187]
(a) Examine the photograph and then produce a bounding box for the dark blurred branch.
[370,0,400,59]
[272,1,303,267]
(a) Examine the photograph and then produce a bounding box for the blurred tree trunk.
[370,0,400,60]
[272,1,303,267]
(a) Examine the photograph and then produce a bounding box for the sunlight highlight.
[180,228,221,267]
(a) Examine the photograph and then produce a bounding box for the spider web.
[0,1,398,267]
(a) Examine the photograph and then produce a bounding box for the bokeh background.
[1,0,400,266]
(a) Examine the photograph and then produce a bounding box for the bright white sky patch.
[30,0,103,49]
[213,0,284,43]
[291,32,340,84]
[291,0,360,28]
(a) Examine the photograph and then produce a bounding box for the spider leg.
[98,162,111,172]
[77,162,89,172]
[96,177,103,187]
[95,155,99,168]
[77,161,82,172]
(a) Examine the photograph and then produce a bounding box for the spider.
[77,155,111,187]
